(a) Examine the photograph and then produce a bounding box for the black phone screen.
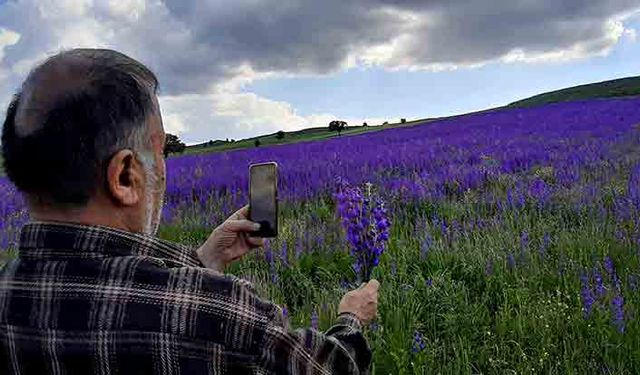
[249,163,278,237]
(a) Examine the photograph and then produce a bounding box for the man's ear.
[106,149,144,206]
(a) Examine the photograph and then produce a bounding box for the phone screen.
[249,162,278,237]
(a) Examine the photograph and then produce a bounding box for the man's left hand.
[196,205,265,272]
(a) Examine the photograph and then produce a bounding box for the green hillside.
[184,118,431,155]
[508,76,640,108]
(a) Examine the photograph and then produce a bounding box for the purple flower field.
[3,96,640,372]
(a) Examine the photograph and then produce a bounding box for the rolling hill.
[508,76,640,108]
[184,75,640,155]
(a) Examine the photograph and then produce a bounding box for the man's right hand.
[338,279,380,325]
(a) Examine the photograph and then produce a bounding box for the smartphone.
[249,162,278,237]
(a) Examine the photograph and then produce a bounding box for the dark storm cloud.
[153,0,640,93]
[0,0,638,95]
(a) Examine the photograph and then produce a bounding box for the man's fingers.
[230,205,250,220]
[224,219,260,233]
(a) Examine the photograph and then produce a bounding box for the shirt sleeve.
[258,310,372,374]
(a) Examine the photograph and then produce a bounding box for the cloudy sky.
[0,0,639,144]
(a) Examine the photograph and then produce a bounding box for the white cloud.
[0,28,20,62]
[624,28,637,42]
[106,0,146,21]
[158,90,390,144]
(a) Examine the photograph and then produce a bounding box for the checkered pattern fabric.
[0,222,371,374]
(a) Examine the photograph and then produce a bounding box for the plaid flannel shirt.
[0,222,371,374]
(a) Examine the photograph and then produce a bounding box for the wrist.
[196,247,224,272]
[336,312,364,330]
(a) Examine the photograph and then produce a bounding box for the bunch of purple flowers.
[335,178,391,281]
[580,257,626,333]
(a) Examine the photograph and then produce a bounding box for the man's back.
[0,223,370,374]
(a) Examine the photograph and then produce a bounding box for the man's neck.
[30,201,137,233]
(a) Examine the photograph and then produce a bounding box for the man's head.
[2,48,166,235]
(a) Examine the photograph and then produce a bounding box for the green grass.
[509,76,640,108]
[158,193,640,373]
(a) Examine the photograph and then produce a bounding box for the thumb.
[224,219,261,233]
[364,279,380,292]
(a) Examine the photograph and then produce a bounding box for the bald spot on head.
[15,53,96,137]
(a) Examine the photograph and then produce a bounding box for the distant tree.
[254,139,261,147]
[382,121,389,126]
[231,139,235,143]
[226,138,229,142]
[401,118,407,124]
[363,122,368,127]
[164,133,186,157]
[329,120,348,135]
[208,140,214,146]
[276,130,285,140]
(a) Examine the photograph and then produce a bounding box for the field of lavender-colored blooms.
[3,96,640,373]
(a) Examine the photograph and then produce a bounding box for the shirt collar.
[18,221,202,268]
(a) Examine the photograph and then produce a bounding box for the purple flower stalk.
[580,271,595,318]
[412,331,426,353]
[311,309,319,330]
[611,293,625,333]
[507,253,516,269]
[603,256,615,278]
[280,241,288,266]
[335,178,391,281]
[539,232,550,258]
[420,234,432,260]
[520,231,529,250]
[593,266,606,299]
[369,322,379,332]
[628,274,638,292]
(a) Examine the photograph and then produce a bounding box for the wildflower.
[611,293,625,333]
[603,256,619,287]
[282,306,288,319]
[295,238,303,259]
[485,258,494,276]
[311,309,319,330]
[335,178,391,281]
[420,234,432,260]
[264,241,273,264]
[369,322,379,332]
[520,231,529,250]
[507,253,516,269]
[628,274,638,292]
[528,178,551,205]
[539,232,550,258]
[411,331,426,353]
[270,263,278,284]
[593,266,606,299]
[580,271,595,318]
[425,278,433,287]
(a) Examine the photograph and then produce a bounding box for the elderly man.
[0,49,379,374]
